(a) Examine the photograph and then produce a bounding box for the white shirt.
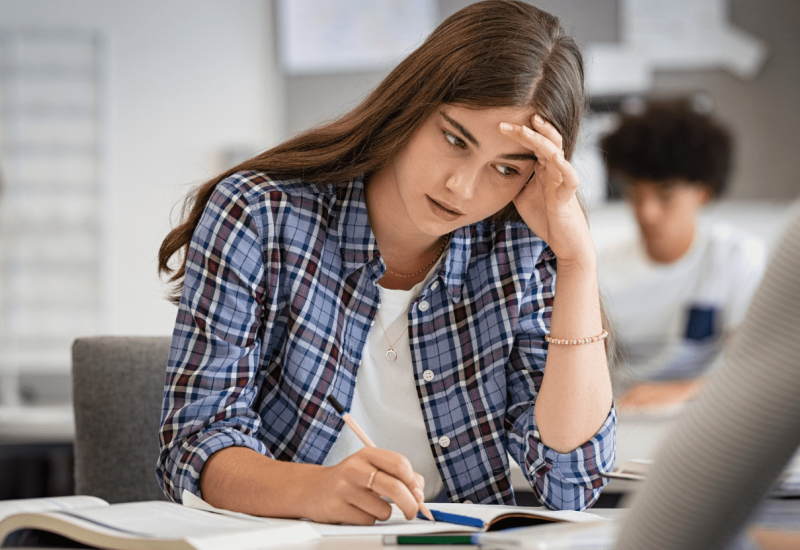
[598,220,766,383]
[323,264,445,502]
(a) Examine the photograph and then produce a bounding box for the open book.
[413,502,606,532]
[0,496,319,550]
[183,492,606,538]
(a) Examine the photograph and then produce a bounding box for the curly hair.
[601,99,733,197]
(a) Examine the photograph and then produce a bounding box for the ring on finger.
[366,469,378,491]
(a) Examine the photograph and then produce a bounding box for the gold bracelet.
[545,329,609,345]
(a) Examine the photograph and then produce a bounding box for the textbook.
[416,502,607,532]
[0,496,320,550]
[184,492,607,538]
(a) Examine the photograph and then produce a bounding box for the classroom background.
[0,0,798,500]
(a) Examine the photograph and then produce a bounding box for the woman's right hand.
[299,447,426,525]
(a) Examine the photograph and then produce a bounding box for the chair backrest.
[72,336,171,503]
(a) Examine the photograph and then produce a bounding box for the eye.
[442,129,467,149]
[495,164,520,178]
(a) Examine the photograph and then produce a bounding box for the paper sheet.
[0,496,108,523]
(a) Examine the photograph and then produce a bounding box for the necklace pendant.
[385,348,398,362]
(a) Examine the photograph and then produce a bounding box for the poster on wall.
[278,0,437,75]
[586,0,767,96]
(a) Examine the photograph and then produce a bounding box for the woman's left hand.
[500,115,594,267]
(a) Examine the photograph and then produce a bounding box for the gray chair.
[71,336,171,503]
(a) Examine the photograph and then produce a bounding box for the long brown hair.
[159,0,586,303]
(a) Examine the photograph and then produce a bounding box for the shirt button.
[438,435,451,448]
[431,280,439,290]
[464,499,473,505]
[418,300,430,312]
[423,370,434,382]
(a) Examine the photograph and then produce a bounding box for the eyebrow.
[500,152,538,162]
[440,111,537,163]
[440,111,479,147]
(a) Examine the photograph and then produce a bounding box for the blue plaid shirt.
[157,171,615,511]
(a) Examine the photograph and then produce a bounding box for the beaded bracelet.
[545,329,609,345]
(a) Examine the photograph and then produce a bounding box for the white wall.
[0,0,281,336]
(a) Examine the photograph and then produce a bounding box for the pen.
[383,534,477,545]
[326,394,436,523]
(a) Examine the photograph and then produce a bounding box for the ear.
[698,186,712,206]
[690,184,712,206]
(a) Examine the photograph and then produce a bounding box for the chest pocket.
[685,305,718,341]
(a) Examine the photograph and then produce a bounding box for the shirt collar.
[335,176,380,274]
[335,177,473,303]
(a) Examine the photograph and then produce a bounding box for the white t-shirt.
[323,265,445,502]
[598,220,766,384]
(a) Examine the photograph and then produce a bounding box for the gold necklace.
[376,313,408,362]
[385,233,451,279]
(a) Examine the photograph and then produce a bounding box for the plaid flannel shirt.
[157,171,615,510]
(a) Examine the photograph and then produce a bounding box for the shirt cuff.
[529,405,616,488]
[164,428,270,503]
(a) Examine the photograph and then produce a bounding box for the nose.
[445,167,480,201]
[634,195,663,227]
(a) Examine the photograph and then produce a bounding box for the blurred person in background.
[598,100,766,411]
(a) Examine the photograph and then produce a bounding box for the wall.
[0,0,281,339]
[650,0,800,200]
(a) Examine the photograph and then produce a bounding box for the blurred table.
[0,405,74,445]
[0,405,75,499]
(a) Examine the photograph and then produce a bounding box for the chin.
[411,211,457,237]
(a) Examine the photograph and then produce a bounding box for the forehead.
[627,179,707,198]
[439,104,534,128]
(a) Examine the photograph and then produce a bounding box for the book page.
[0,496,108,522]
[60,501,318,549]
[309,505,480,537]
[62,501,315,537]
[182,493,468,537]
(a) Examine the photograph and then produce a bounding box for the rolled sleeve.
[156,176,273,503]
[162,428,269,503]
[526,406,616,510]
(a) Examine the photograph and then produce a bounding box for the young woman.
[156,0,614,525]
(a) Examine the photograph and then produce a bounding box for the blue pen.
[417,509,485,528]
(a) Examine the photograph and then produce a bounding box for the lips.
[427,196,464,220]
